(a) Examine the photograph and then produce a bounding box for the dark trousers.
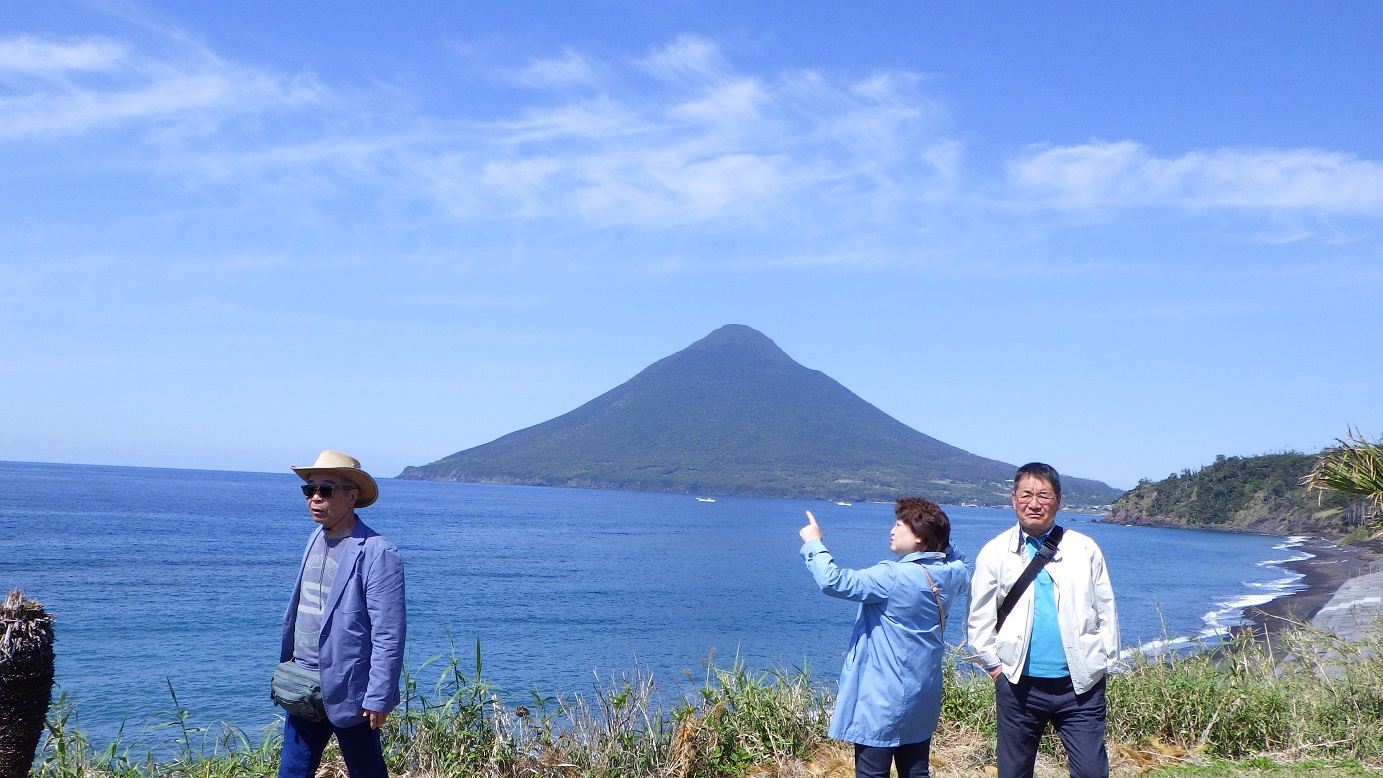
[995,675,1107,778]
[279,714,388,778]
[854,739,931,778]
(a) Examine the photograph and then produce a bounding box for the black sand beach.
[1238,536,1377,641]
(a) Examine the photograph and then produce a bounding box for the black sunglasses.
[301,484,354,499]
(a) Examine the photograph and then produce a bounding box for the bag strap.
[912,562,947,629]
[995,525,1064,631]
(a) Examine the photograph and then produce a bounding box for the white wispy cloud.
[636,35,730,84]
[1008,140,1383,216]
[8,20,1383,272]
[209,37,949,234]
[0,32,322,141]
[0,34,127,77]
[411,39,956,230]
[0,28,953,240]
[509,49,597,90]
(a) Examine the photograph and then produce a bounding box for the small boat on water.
[696,497,716,503]
[835,501,852,507]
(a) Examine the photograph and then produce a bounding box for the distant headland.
[398,324,1122,506]
[1107,452,1360,536]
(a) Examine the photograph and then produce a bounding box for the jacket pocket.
[1075,632,1107,675]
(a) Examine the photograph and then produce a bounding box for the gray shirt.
[292,534,347,671]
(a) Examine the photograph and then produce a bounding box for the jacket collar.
[320,519,371,618]
[900,542,959,564]
[900,550,940,563]
[1006,523,1063,559]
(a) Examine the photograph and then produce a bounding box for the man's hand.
[799,511,823,543]
[987,666,1002,680]
[362,709,389,729]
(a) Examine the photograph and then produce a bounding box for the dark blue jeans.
[995,675,1107,778]
[279,714,387,778]
[854,739,931,778]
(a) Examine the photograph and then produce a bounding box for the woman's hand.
[799,510,823,543]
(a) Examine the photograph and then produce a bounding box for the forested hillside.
[1108,452,1362,535]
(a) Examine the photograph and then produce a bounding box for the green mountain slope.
[398,325,1122,505]
[1108,453,1357,534]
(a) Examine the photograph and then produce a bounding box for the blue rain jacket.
[802,540,970,747]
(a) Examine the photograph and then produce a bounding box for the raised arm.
[798,511,893,603]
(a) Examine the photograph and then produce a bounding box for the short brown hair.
[895,496,950,553]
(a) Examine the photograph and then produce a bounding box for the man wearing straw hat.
[275,451,405,778]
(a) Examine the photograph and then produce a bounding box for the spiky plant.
[1304,429,1383,519]
[0,589,55,778]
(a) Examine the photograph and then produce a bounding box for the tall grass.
[34,624,1383,777]
[386,643,832,777]
[1110,625,1383,762]
[932,623,1383,772]
[35,645,831,778]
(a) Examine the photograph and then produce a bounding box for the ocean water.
[2,461,1303,746]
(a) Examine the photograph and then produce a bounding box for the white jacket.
[966,525,1123,694]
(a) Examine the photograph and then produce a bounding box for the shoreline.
[1233,535,1377,642]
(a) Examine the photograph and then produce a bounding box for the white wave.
[1199,547,1310,635]
[1246,575,1306,591]
[1127,539,1317,660]
[1255,535,1313,567]
[1124,634,1198,661]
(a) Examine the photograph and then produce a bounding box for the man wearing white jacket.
[967,463,1122,778]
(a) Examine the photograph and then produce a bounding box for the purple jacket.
[281,518,406,727]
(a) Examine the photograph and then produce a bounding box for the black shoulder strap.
[995,526,1064,631]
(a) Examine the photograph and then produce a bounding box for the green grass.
[33,625,1383,777]
[35,643,831,778]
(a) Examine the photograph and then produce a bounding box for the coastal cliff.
[1108,452,1360,535]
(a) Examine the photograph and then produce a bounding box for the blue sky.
[3,1,1380,489]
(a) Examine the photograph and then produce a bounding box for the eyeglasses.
[301,484,355,499]
[1015,492,1058,505]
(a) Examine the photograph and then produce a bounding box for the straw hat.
[291,450,379,508]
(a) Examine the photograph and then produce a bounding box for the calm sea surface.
[2,461,1304,746]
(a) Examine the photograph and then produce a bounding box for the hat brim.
[291,466,379,508]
